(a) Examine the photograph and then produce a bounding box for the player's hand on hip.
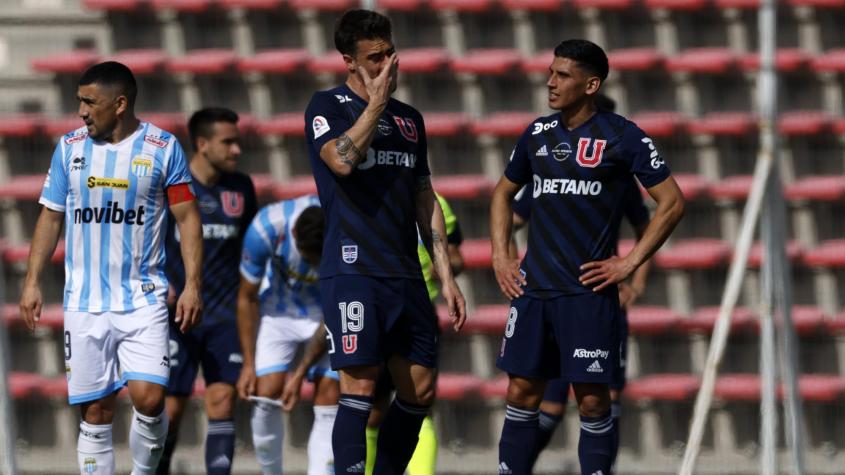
[19,284,43,331]
[442,279,467,332]
[360,53,397,110]
[175,284,203,333]
[236,365,257,400]
[493,255,526,300]
[580,256,636,292]
[281,373,304,411]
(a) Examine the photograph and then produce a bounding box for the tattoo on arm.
[416,176,432,192]
[432,229,442,244]
[336,134,364,167]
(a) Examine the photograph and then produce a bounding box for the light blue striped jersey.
[240,195,322,320]
[39,122,192,312]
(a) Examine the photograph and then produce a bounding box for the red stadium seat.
[833,118,845,135]
[471,112,536,136]
[308,53,348,75]
[466,305,509,334]
[787,0,845,6]
[627,306,681,336]
[437,373,484,400]
[432,174,494,199]
[790,306,825,335]
[803,239,845,267]
[709,174,753,201]
[249,174,279,199]
[607,48,665,72]
[714,374,760,401]
[451,49,522,75]
[671,173,710,200]
[500,0,562,10]
[571,0,634,9]
[688,112,755,137]
[41,375,70,398]
[677,306,756,334]
[826,312,845,333]
[521,50,554,74]
[82,0,145,10]
[31,50,100,74]
[714,0,759,7]
[624,374,700,401]
[287,0,357,10]
[9,373,48,399]
[798,375,845,402]
[217,0,283,9]
[717,375,845,403]
[0,175,49,201]
[3,303,64,330]
[397,48,450,73]
[237,49,310,74]
[422,112,470,137]
[617,238,635,257]
[665,48,738,74]
[656,239,731,269]
[105,49,167,75]
[3,240,65,265]
[778,111,830,136]
[150,0,212,12]
[255,113,305,136]
[643,0,708,10]
[0,115,42,138]
[785,175,845,201]
[376,0,426,11]
[139,112,187,134]
[629,111,685,138]
[44,115,85,137]
[479,375,509,399]
[430,0,494,11]
[811,48,845,73]
[167,49,237,75]
[460,238,492,269]
[740,48,812,72]
[746,240,804,268]
[274,176,318,200]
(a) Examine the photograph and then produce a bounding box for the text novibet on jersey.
[73,201,146,225]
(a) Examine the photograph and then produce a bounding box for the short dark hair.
[334,9,392,56]
[294,206,325,259]
[595,93,616,112]
[78,61,138,108]
[553,39,609,81]
[187,107,239,151]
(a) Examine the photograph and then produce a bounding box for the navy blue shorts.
[496,292,620,384]
[541,309,629,403]
[167,321,243,396]
[321,275,438,370]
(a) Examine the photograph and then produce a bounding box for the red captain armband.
[167,183,195,205]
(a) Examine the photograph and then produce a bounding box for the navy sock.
[206,419,236,475]
[373,398,430,475]
[498,405,540,475]
[531,410,563,469]
[578,412,615,475]
[610,402,621,467]
[155,428,179,475]
[333,394,374,474]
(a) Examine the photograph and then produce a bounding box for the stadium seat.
[656,239,731,269]
[708,175,753,200]
[3,239,65,265]
[82,0,145,10]
[627,306,682,336]
[785,175,845,201]
[714,373,760,401]
[739,49,812,72]
[746,240,804,268]
[570,0,634,9]
[9,373,48,399]
[430,0,494,12]
[470,112,536,136]
[139,112,187,134]
[308,53,348,75]
[463,304,508,334]
[287,0,357,10]
[778,111,830,136]
[248,174,279,200]
[255,113,305,136]
[432,174,494,199]
[825,312,845,333]
[713,374,845,402]
[397,48,450,73]
[479,375,509,399]
[688,112,755,137]
[376,0,427,11]
[437,373,484,401]
[31,50,100,74]
[0,175,49,201]
[0,115,41,138]
[499,0,562,11]
[150,0,212,12]
[713,0,760,7]
[273,176,317,200]
[44,116,85,137]
[3,303,64,330]
[422,112,470,137]
[629,111,686,138]
[40,375,70,399]
[803,239,845,267]
[460,238,492,269]
[790,306,825,335]
[671,173,710,200]
[607,48,665,72]
[217,0,283,9]
[677,306,756,334]
[451,49,522,75]
[787,0,845,7]
[810,48,845,73]
[798,375,845,402]
[642,0,708,11]
[520,49,553,74]
[167,49,237,75]
[833,118,845,135]
[105,49,167,75]
[665,48,738,74]
[237,49,310,74]
[624,374,701,401]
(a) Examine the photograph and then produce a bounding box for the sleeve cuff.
[38,197,65,212]
[239,266,262,285]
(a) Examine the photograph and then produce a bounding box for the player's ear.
[342,53,357,74]
[114,94,129,116]
[585,76,602,95]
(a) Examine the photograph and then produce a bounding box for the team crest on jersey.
[551,142,572,162]
[377,118,393,135]
[221,191,245,217]
[575,138,607,168]
[132,156,153,177]
[342,245,358,264]
[393,117,418,143]
[313,116,331,138]
[144,134,167,148]
[83,457,97,473]
[65,132,88,145]
[342,335,358,354]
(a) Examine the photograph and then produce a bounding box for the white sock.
[307,405,338,475]
[252,400,284,475]
[129,408,169,475]
[78,421,115,475]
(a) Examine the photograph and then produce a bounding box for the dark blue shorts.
[541,309,629,403]
[496,292,620,384]
[321,275,438,370]
[167,321,243,396]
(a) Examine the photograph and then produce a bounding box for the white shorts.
[64,304,170,405]
[255,315,336,380]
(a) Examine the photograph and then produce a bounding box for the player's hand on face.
[442,279,467,332]
[175,284,203,333]
[236,366,257,400]
[359,53,397,109]
[579,256,636,292]
[19,284,43,331]
[493,255,526,300]
[617,282,640,309]
[281,373,304,411]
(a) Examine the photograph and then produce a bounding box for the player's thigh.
[256,372,286,399]
[313,375,340,406]
[198,322,242,418]
[113,304,171,392]
[255,315,301,378]
[387,354,436,406]
[385,279,439,371]
[551,292,619,385]
[64,310,124,408]
[165,395,190,426]
[321,275,385,370]
[127,379,167,415]
[495,296,560,380]
[506,375,547,408]
[166,321,201,397]
[338,365,380,397]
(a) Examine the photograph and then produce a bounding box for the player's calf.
[498,376,546,475]
[251,373,286,475]
[573,383,616,475]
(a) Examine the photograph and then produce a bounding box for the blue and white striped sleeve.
[38,141,68,212]
[239,208,280,284]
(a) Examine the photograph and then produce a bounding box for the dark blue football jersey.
[305,84,429,280]
[504,110,670,297]
[166,171,257,326]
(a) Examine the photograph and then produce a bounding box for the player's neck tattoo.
[336,134,364,167]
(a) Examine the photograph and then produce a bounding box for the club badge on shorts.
[342,245,358,264]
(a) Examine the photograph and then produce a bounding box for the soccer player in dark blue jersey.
[159,108,258,475]
[490,40,685,475]
[304,9,467,475]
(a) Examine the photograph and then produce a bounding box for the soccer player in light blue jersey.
[20,61,203,475]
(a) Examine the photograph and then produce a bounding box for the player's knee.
[313,378,340,406]
[411,379,436,407]
[81,399,116,425]
[131,386,167,416]
[577,394,610,417]
[505,377,544,408]
[205,383,236,419]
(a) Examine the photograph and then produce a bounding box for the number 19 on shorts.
[339,301,364,354]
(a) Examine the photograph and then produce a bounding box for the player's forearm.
[491,186,516,261]
[236,291,259,367]
[175,202,203,288]
[295,326,329,378]
[322,106,382,177]
[630,222,652,293]
[626,195,684,269]
[24,208,63,287]
[430,204,454,283]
